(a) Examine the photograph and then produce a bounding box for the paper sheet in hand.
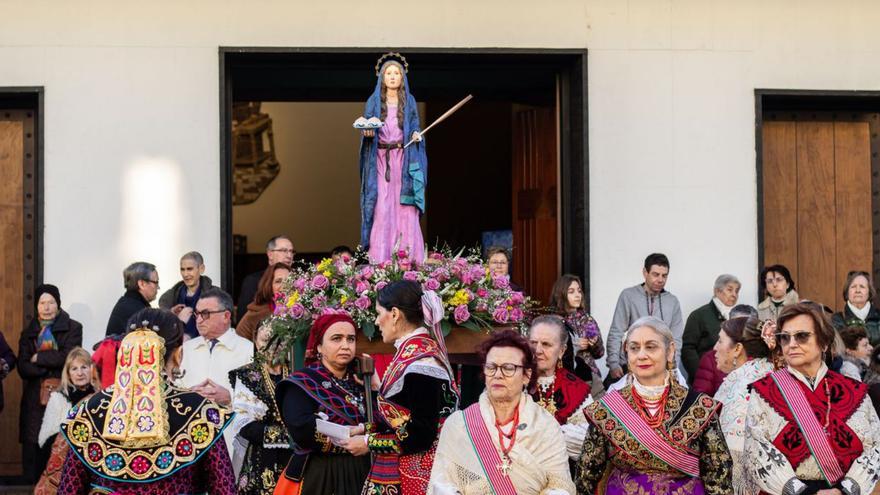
[316,419,350,440]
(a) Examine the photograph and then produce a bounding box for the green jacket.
[832,303,880,347]
[682,300,724,382]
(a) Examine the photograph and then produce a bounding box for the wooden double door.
[0,107,38,476]
[762,115,877,311]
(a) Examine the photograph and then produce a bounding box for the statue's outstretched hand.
[411,131,422,142]
[362,129,375,138]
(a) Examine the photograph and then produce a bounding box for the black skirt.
[300,453,371,495]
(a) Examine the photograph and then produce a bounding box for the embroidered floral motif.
[176,438,193,457]
[156,450,174,469]
[205,407,220,425]
[107,417,124,435]
[130,455,151,475]
[190,424,209,444]
[72,423,90,442]
[88,442,103,462]
[137,415,155,432]
[105,453,125,471]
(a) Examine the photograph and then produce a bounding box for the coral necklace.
[631,385,669,429]
[494,406,520,476]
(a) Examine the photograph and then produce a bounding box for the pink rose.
[429,252,444,261]
[453,304,471,325]
[492,274,510,289]
[398,258,412,271]
[355,281,370,294]
[469,266,486,281]
[424,278,440,291]
[355,295,372,311]
[509,291,525,305]
[376,281,388,291]
[431,268,449,281]
[397,249,409,259]
[403,271,420,282]
[311,274,329,290]
[476,302,489,312]
[312,294,327,309]
[492,306,509,324]
[293,278,307,291]
[360,266,375,279]
[476,288,489,298]
[510,308,524,322]
[289,303,306,319]
[459,272,474,285]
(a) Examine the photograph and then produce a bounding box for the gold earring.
[666,361,675,371]
[556,360,562,370]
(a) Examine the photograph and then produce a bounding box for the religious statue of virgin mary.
[357,52,427,263]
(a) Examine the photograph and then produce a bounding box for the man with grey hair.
[681,274,741,383]
[236,235,294,324]
[105,261,159,336]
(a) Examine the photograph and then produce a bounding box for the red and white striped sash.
[770,369,844,484]
[601,390,700,477]
[462,403,517,495]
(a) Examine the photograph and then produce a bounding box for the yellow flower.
[287,291,300,307]
[323,270,332,277]
[317,258,333,272]
[340,295,348,304]
[447,289,471,307]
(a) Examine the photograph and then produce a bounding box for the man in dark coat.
[0,332,16,413]
[681,274,741,382]
[236,235,293,324]
[158,251,217,339]
[105,261,159,336]
[18,284,82,483]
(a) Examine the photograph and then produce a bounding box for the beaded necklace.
[493,406,520,476]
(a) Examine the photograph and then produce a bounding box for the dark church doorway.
[219,49,588,310]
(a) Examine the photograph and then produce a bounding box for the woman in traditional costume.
[358,52,427,263]
[429,330,575,494]
[57,308,236,494]
[273,313,371,495]
[347,280,459,495]
[526,315,591,463]
[228,320,291,494]
[578,316,733,495]
[745,302,880,495]
[712,316,775,495]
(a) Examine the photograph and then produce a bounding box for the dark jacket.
[0,332,16,413]
[691,349,727,397]
[18,309,82,444]
[105,289,150,336]
[235,302,272,342]
[832,304,880,346]
[682,300,725,382]
[157,275,216,311]
[236,270,263,325]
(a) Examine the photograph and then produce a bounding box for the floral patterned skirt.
[604,467,706,495]
[238,445,292,495]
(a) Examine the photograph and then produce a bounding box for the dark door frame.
[219,48,589,301]
[0,87,44,315]
[755,89,880,297]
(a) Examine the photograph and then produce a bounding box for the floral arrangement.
[268,247,534,350]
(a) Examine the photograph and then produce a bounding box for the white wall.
[2,0,880,349]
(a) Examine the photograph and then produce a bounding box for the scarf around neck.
[848,301,872,321]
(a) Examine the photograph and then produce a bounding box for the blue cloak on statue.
[358,63,428,251]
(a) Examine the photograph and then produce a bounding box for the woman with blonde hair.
[35,347,100,494]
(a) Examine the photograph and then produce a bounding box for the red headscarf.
[305,313,357,365]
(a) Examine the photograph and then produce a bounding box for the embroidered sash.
[770,369,844,485]
[285,365,365,426]
[380,335,443,394]
[601,390,700,477]
[462,404,517,495]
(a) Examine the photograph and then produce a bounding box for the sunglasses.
[774,331,814,346]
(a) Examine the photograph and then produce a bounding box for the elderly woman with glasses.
[428,330,575,494]
[578,316,733,495]
[745,302,880,495]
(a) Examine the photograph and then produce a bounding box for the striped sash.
[462,404,517,495]
[770,369,844,484]
[601,390,700,477]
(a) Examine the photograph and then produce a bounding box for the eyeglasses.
[271,248,295,255]
[489,260,509,266]
[765,276,787,285]
[194,309,227,320]
[775,331,814,347]
[144,279,159,287]
[483,363,525,377]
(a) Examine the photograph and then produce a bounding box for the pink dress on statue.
[368,103,425,263]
